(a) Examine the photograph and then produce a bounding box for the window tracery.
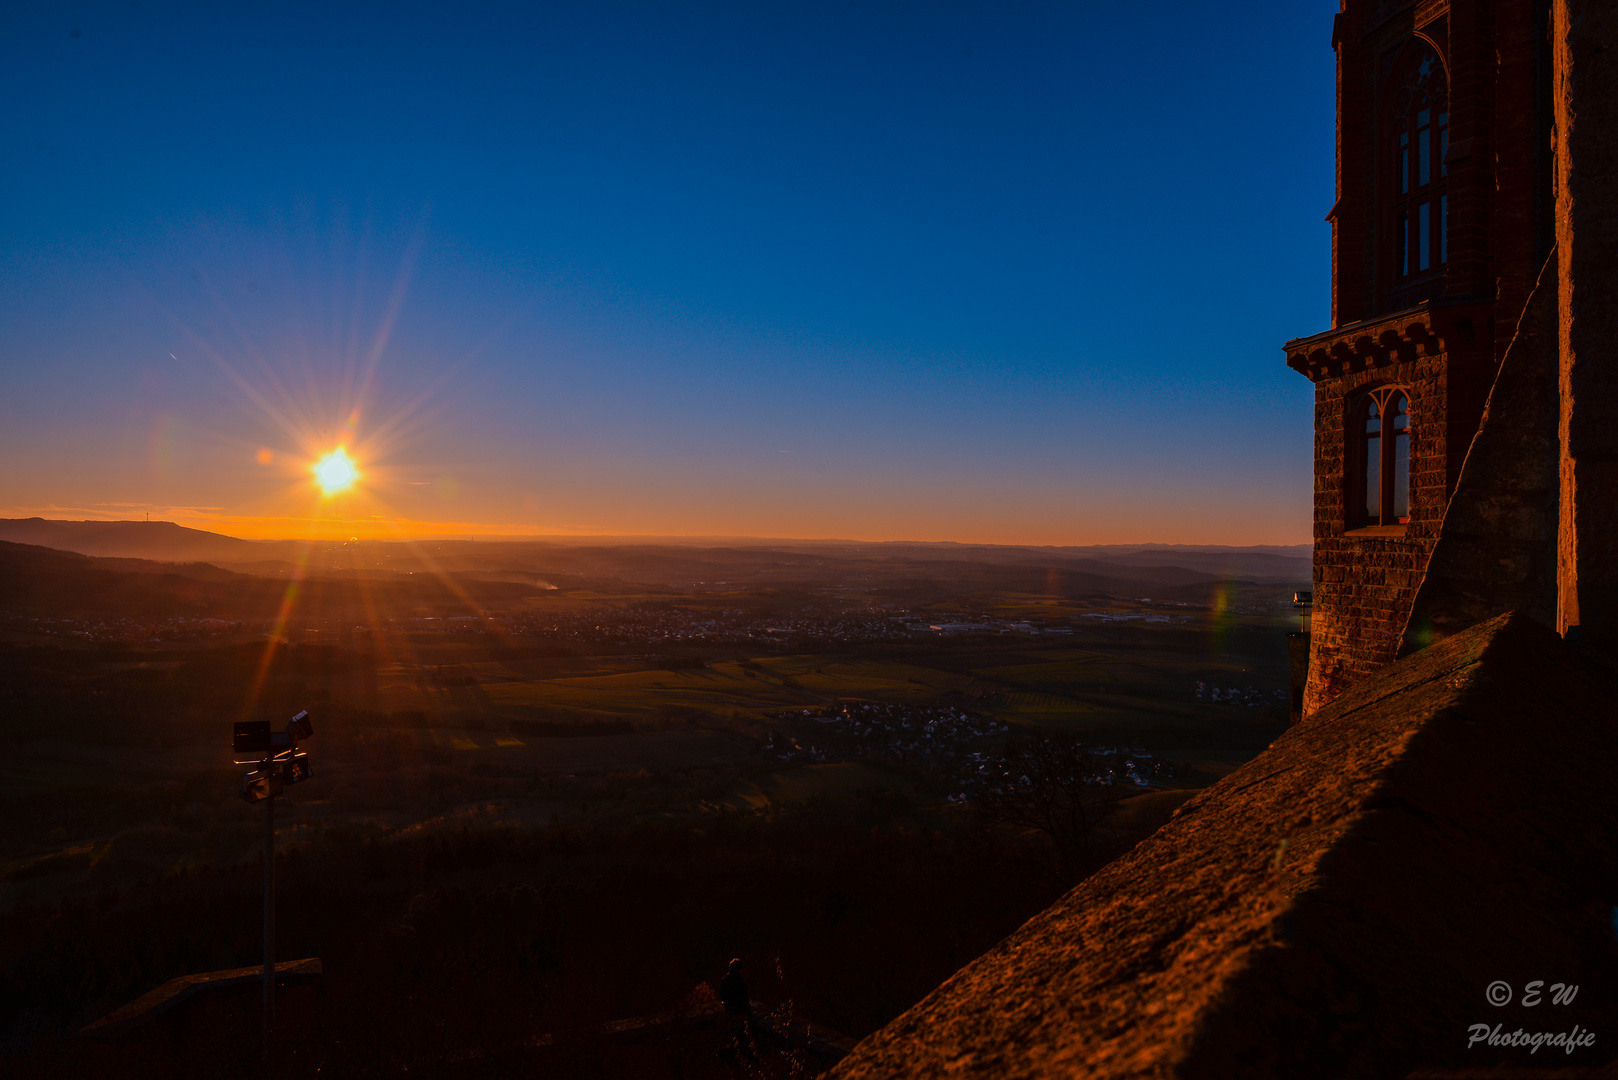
[1385,42,1449,310]
[1354,388,1411,528]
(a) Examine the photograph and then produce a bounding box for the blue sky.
[0,1,1337,544]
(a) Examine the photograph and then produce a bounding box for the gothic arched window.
[1354,388,1411,528]
[1385,42,1448,309]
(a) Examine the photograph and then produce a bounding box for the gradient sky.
[1,1,1337,545]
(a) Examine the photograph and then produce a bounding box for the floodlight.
[288,710,314,741]
[279,752,313,786]
[241,769,284,803]
[233,721,272,755]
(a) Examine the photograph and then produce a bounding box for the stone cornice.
[1284,298,1493,382]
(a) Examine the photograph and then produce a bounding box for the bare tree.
[975,731,1122,889]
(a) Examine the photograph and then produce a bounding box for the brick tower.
[1285,0,1553,719]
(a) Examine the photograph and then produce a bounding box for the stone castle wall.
[1288,0,1551,716]
[1301,338,1452,714]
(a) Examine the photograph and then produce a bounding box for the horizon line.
[0,516,1313,552]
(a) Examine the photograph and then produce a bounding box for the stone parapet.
[829,614,1618,1079]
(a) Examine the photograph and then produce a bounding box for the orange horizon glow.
[0,506,1311,548]
[0,209,1320,552]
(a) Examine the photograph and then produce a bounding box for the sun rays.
[149,232,526,721]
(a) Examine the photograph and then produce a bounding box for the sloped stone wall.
[830,614,1618,1079]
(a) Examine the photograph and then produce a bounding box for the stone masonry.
[1286,0,1553,717]
[828,615,1618,1078]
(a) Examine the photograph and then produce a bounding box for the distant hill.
[0,519,273,563]
[0,541,256,618]
[0,540,552,622]
[765,541,1312,585]
[0,520,1312,593]
[1054,547,1312,583]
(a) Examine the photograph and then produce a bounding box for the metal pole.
[264,792,275,1075]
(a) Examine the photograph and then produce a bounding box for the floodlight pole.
[263,790,275,1076]
[234,710,312,1079]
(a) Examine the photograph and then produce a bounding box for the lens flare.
[312,447,360,496]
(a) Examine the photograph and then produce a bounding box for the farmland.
[0,585,1300,912]
[0,531,1307,1073]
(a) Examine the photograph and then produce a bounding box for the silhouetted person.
[720,957,751,1017]
[719,957,755,1058]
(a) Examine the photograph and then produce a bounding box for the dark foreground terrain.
[0,526,1304,1076]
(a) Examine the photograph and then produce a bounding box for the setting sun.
[312,447,360,496]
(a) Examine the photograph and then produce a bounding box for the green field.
[325,617,1294,755]
[1,614,1293,913]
